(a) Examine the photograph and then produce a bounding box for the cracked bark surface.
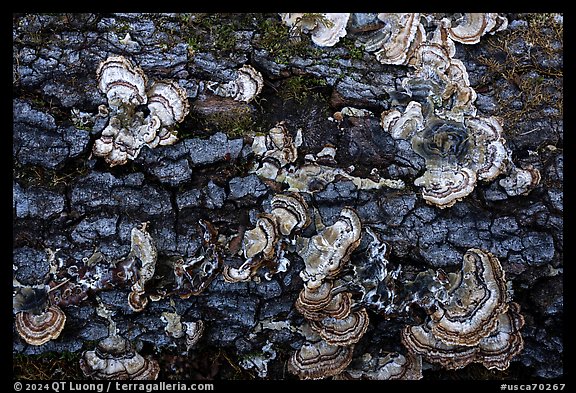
[13,13,563,379]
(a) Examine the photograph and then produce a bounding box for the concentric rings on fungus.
[93,55,189,167]
[299,208,362,289]
[15,305,66,346]
[429,248,509,346]
[445,13,508,45]
[373,13,425,65]
[401,249,524,371]
[288,340,354,380]
[80,334,160,380]
[147,80,190,126]
[96,56,147,106]
[309,308,370,346]
[223,192,310,283]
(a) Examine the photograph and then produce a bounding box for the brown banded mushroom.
[309,308,370,346]
[401,249,524,371]
[15,305,66,346]
[295,280,335,315]
[80,334,160,380]
[475,302,525,370]
[288,339,354,380]
[222,213,277,283]
[147,80,190,127]
[296,290,352,322]
[381,101,424,140]
[376,14,533,208]
[251,122,302,181]
[222,263,254,283]
[382,102,515,208]
[429,248,509,346]
[270,193,310,236]
[290,206,370,380]
[401,302,524,370]
[242,214,279,261]
[414,166,477,209]
[406,43,478,119]
[466,116,509,181]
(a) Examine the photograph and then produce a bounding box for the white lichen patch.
[239,341,277,378]
[161,310,185,339]
[338,352,423,380]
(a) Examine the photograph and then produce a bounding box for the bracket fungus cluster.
[13,13,545,381]
[383,109,511,208]
[401,248,525,371]
[80,334,160,380]
[79,297,160,379]
[223,192,310,283]
[161,309,205,350]
[250,123,404,193]
[280,13,350,47]
[289,207,371,379]
[207,64,264,103]
[251,122,302,181]
[363,13,425,66]
[93,55,189,166]
[376,13,540,208]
